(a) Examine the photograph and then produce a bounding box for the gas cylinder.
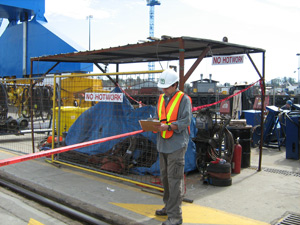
[47,136,63,143]
[232,137,242,174]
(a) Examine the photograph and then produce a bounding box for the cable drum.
[16,117,29,129]
[6,117,18,132]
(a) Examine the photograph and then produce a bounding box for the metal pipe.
[0,179,108,225]
[33,62,60,86]
[273,84,275,105]
[57,77,61,147]
[116,63,119,83]
[23,21,28,76]
[71,68,163,78]
[246,51,266,172]
[94,63,117,87]
[297,53,300,87]
[87,15,93,51]
[52,75,57,151]
[184,46,210,84]
[20,128,52,134]
[247,53,262,79]
[179,39,185,91]
[30,60,35,153]
[0,76,55,83]
[258,51,266,172]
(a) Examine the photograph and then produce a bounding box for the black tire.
[210,177,232,186]
[207,162,231,173]
[207,171,231,179]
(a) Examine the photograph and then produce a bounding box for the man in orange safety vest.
[154,69,192,225]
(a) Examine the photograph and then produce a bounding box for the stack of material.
[207,162,232,186]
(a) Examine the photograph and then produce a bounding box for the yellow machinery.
[55,106,89,136]
[55,76,110,135]
[60,76,109,107]
[3,78,31,117]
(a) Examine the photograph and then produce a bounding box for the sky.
[2,0,300,85]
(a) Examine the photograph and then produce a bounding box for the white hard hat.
[157,69,179,88]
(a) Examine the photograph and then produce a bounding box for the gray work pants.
[159,147,186,220]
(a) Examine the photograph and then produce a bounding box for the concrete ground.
[0,145,299,225]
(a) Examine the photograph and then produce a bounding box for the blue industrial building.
[0,0,92,78]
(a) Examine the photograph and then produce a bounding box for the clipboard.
[139,120,161,132]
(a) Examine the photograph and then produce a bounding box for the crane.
[146,0,160,81]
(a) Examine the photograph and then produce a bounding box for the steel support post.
[179,39,185,91]
[183,46,210,84]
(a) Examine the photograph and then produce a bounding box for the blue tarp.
[65,87,197,175]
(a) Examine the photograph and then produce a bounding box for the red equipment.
[47,136,63,143]
[220,100,230,115]
[232,138,242,174]
[253,96,269,110]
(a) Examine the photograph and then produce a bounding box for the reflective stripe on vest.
[157,91,184,139]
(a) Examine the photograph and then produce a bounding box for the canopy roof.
[30,35,266,172]
[31,36,265,64]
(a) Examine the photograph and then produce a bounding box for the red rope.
[118,79,260,111]
[0,80,261,167]
[116,83,146,107]
[0,130,144,167]
[192,79,260,112]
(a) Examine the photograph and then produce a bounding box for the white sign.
[85,93,123,102]
[212,55,244,65]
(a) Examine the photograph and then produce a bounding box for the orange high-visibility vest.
[157,91,190,139]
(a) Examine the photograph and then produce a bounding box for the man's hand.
[154,124,178,132]
[154,123,169,132]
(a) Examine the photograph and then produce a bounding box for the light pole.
[297,53,300,87]
[86,15,93,50]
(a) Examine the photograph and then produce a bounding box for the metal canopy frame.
[30,36,266,171]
